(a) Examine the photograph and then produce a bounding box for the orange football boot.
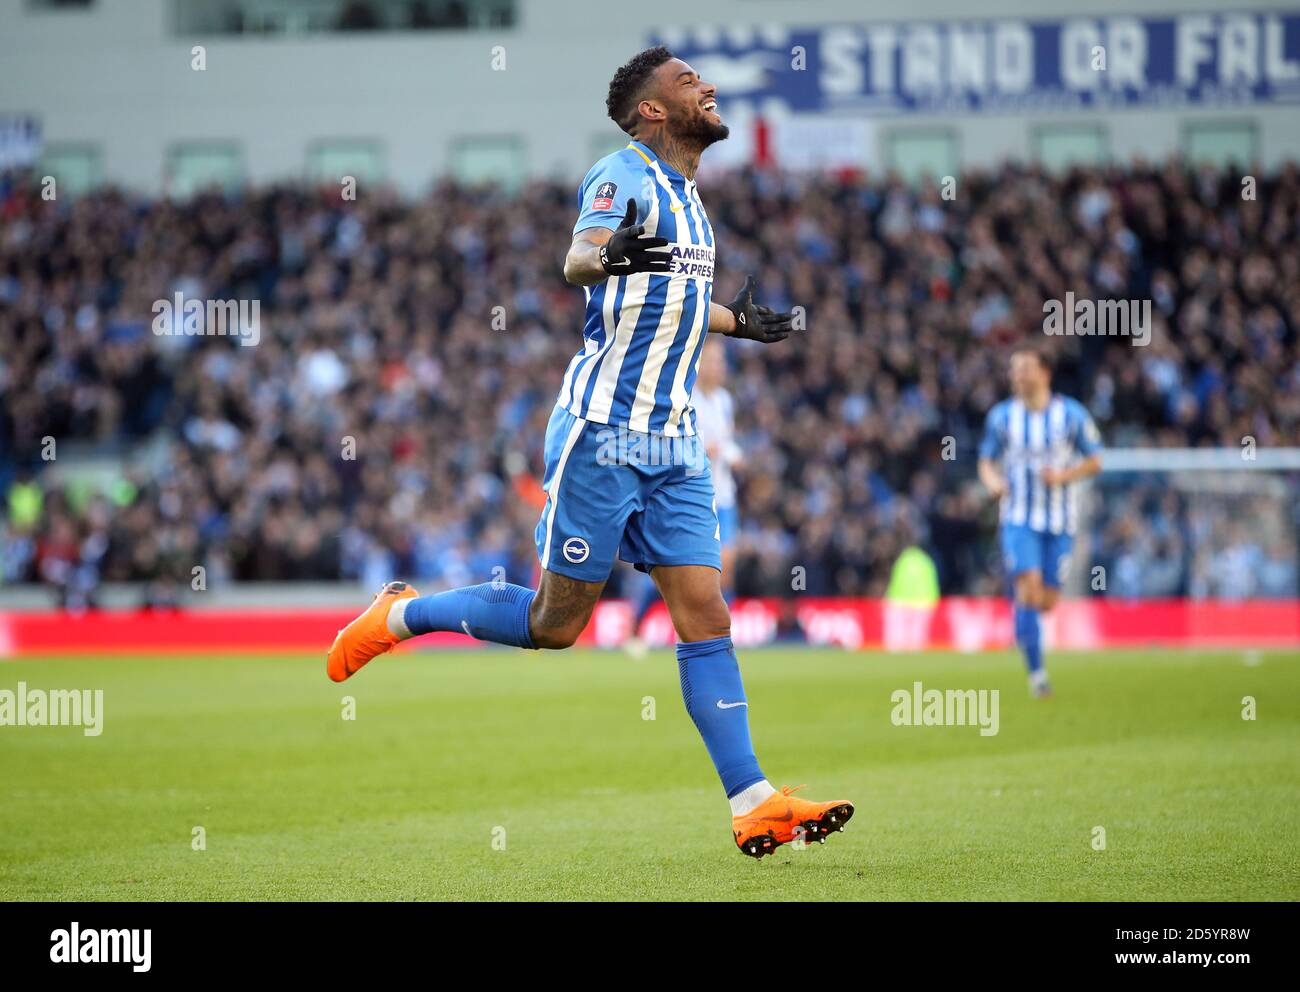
[732,785,854,859]
[326,581,419,682]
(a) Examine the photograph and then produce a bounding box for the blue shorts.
[534,405,722,583]
[1000,524,1073,589]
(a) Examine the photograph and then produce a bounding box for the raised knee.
[532,631,566,650]
[531,624,581,650]
[526,573,604,650]
[527,603,587,650]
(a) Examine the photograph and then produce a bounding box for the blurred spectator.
[1,160,1297,599]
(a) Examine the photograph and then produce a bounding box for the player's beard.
[678,112,730,149]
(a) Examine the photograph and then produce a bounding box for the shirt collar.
[627,140,686,182]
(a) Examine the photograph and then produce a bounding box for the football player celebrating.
[327,48,852,858]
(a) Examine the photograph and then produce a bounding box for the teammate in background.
[625,337,739,656]
[692,338,743,592]
[978,345,1102,697]
[326,47,853,858]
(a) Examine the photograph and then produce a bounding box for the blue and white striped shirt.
[558,140,715,437]
[979,394,1102,535]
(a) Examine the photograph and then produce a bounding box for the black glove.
[600,198,671,275]
[724,275,796,343]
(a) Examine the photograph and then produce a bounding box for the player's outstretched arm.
[563,197,670,286]
[714,275,797,343]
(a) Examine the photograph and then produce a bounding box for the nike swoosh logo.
[765,805,794,822]
[716,699,748,709]
[670,203,685,212]
[461,620,473,636]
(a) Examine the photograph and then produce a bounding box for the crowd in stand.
[1,159,1297,605]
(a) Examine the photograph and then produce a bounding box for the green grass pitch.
[1,647,1297,901]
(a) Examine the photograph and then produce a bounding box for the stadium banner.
[1,599,1296,655]
[653,12,1300,115]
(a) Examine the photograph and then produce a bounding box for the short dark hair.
[606,46,675,135]
[1012,340,1055,375]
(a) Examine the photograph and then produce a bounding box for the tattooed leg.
[528,570,606,650]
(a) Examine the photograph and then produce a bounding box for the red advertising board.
[0,598,1296,656]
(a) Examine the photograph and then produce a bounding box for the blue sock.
[1014,604,1042,675]
[677,636,765,798]
[403,583,535,649]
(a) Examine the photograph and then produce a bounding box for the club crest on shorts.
[562,536,590,564]
[592,181,616,211]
